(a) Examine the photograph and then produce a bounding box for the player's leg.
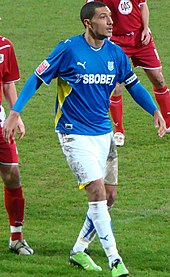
[71,179,121,271]
[102,137,128,276]
[0,164,33,255]
[110,84,125,146]
[71,182,128,276]
[0,128,33,255]
[85,180,128,276]
[131,38,170,132]
[144,68,170,132]
[71,185,117,254]
[110,34,135,147]
[58,132,103,271]
[70,133,118,253]
[58,132,128,275]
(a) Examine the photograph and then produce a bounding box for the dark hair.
[80,2,106,26]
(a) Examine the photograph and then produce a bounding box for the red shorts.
[111,32,162,69]
[0,127,18,164]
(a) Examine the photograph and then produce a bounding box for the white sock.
[10,226,22,234]
[73,209,96,252]
[72,205,113,253]
[88,200,122,267]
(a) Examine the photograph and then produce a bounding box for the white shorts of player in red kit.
[0,105,18,165]
[57,131,118,189]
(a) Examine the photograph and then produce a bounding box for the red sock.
[110,95,124,134]
[154,86,170,128]
[4,186,25,240]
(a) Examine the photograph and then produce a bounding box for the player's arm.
[4,82,18,109]
[140,1,150,45]
[12,73,42,113]
[2,74,42,143]
[124,74,166,137]
[3,82,26,140]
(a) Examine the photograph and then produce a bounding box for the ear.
[84,18,91,28]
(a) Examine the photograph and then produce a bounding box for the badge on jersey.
[0,54,4,63]
[118,0,133,15]
[36,60,50,75]
[108,61,114,71]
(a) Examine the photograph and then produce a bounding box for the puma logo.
[99,234,109,241]
[77,61,86,69]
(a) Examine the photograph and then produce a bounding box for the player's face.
[89,7,113,40]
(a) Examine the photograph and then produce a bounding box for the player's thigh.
[105,136,118,186]
[57,133,111,187]
[85,178,106,202]
[0,127,19,165]
[131,39,162,69]
[0,126,20,187]
[0,164,20,187]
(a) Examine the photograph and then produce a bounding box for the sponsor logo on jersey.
[118,0,132,15]
[0,54,4,63]
[36,60,50,75]
[83,74,115,85]
[75,74,84,83]
[75,74,116,85]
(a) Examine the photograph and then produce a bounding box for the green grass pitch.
[0,0,169,276]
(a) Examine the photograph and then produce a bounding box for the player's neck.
[84,32,104,48]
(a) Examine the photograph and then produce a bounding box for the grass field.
[0,0,169,276]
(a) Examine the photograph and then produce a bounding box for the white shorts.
[0,105,6,127]
[57,132,118,189]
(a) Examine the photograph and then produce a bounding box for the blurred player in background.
[2,2,166,276]
[0,36,33,255]
[87,0,170,146]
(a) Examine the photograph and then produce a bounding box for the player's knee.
[105,183,117,208]
[112,87,122,97]
[107,188,117,208]
[1,166,20,188]
[86,180,106,201]
[153,72,165,88]
[155,79,165,88]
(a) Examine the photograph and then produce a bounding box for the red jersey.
[86,1,161,73]
[86,0,146,35]
[0,36,20,104]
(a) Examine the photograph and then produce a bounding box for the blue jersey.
[35,34,136,135]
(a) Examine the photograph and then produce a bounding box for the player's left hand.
[153,110,166,138]
[141,29,151,45]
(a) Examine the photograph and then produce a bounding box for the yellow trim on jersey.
[79,181,90,190]
[55,77,72,126]
[110,88,115,97]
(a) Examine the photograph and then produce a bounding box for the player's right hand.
[141,29,151,45]
[153,110,166,138]
[2,110,20,143]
